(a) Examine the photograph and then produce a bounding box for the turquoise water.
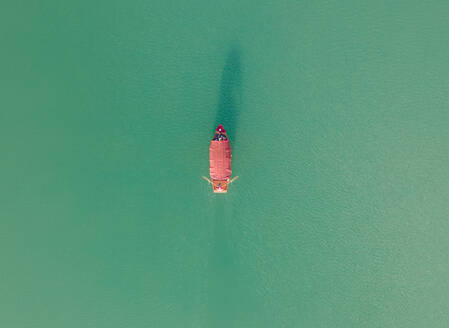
[1,1,448,327]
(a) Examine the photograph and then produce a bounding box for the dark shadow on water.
[215,47,242,139]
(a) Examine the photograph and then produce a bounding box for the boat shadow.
[215,46,242,140]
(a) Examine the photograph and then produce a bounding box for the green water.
[1,0,448,327]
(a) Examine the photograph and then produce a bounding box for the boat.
[202,124,238,193]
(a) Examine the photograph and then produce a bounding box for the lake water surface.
[1,0,448,327]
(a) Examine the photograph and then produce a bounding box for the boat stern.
[212,179,228,193]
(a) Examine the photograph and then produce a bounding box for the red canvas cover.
[209,140,232,180]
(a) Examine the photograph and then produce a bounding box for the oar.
[229,176,239,183]
[202,176,212,184]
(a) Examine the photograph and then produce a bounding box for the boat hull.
[209,124,232,193]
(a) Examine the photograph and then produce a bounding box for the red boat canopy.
[216,124,226,133]
[209,140,232,180]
